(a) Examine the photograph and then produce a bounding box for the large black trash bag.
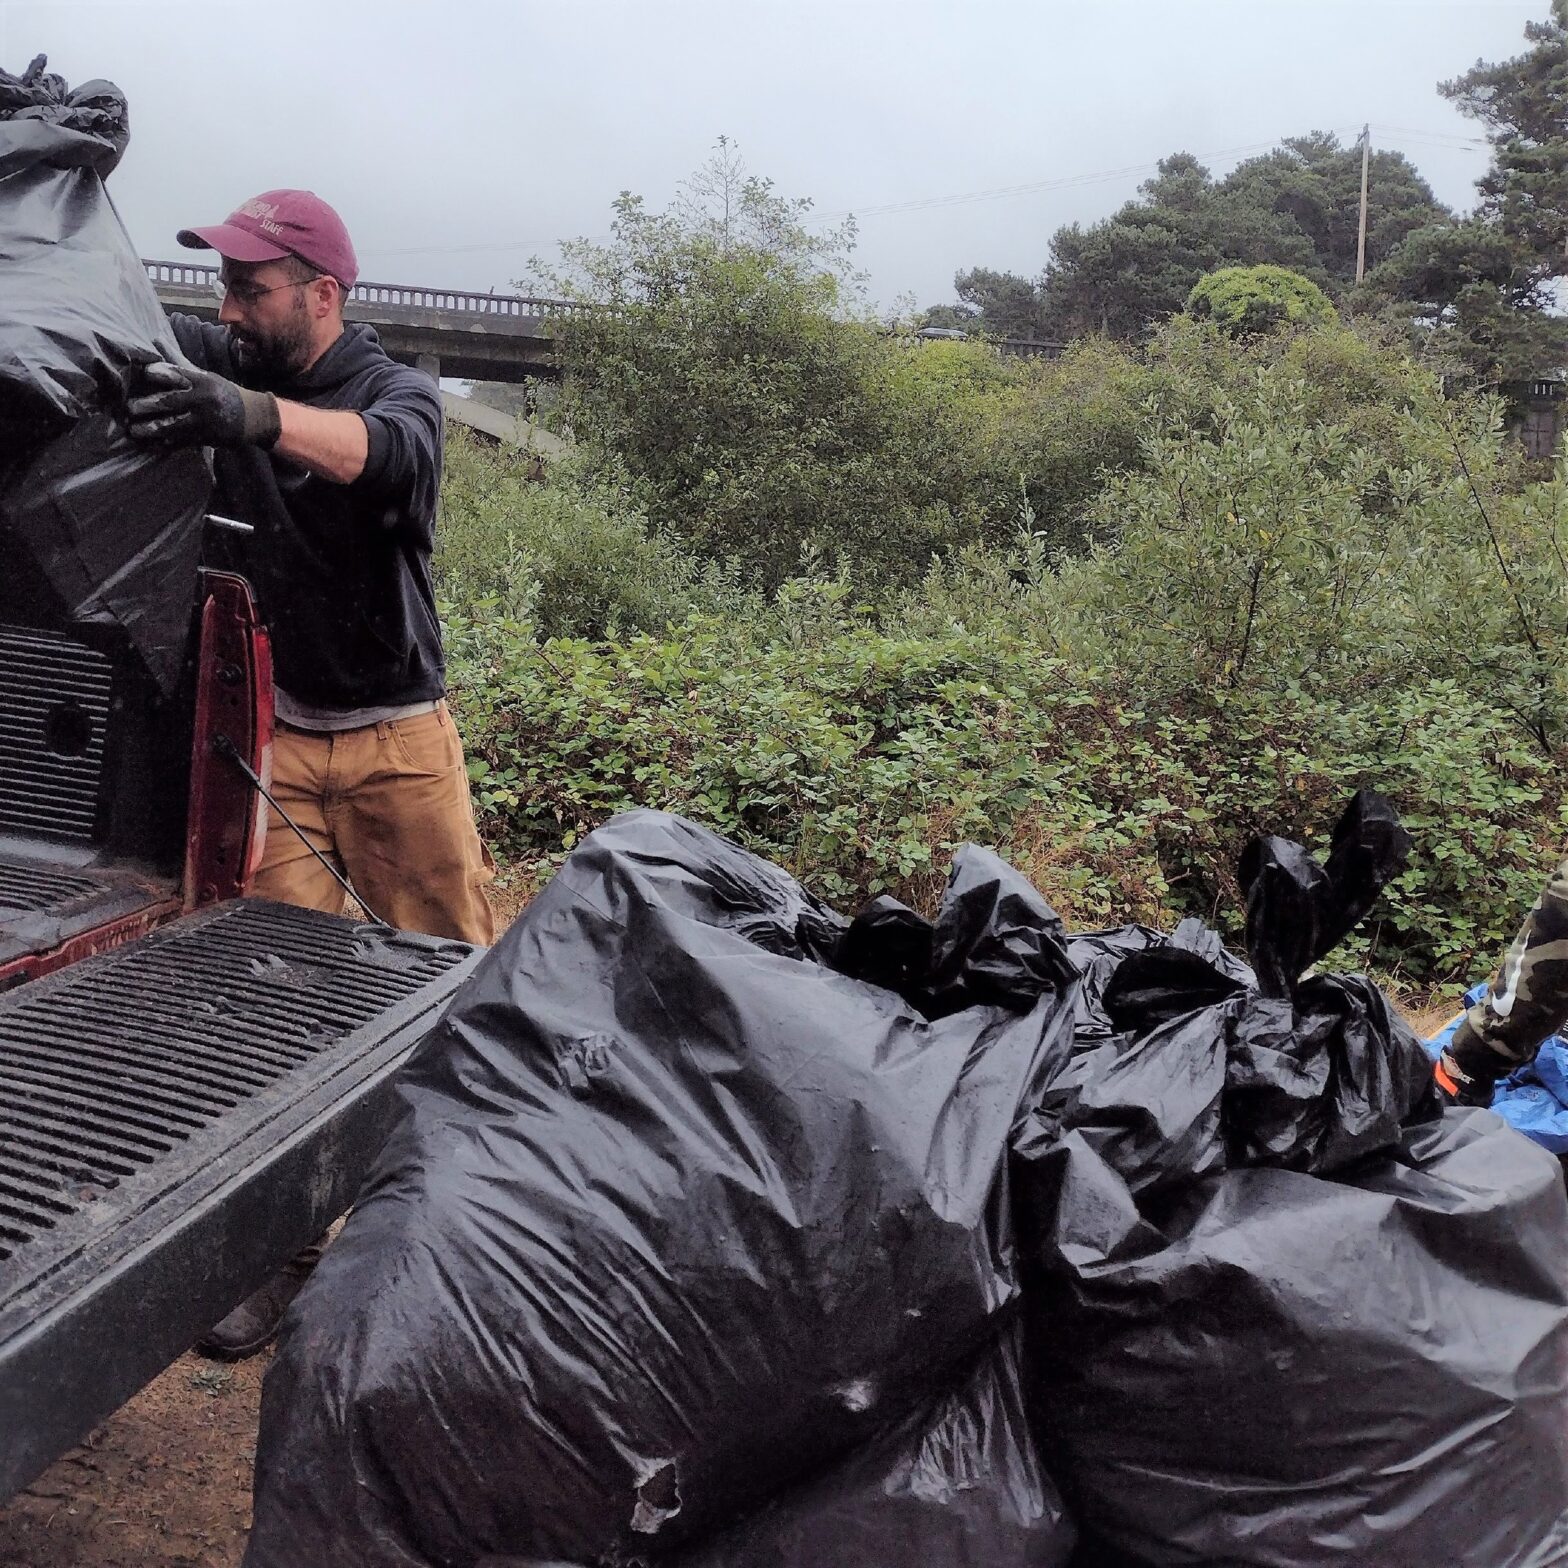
[1065,918,1252,1048]
[244,810,1080,1568]
[673,1319,1076,1568]
[1015,790,1568,1568]
[0,55,209,692]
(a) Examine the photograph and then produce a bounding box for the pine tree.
[1417,2,1568,378]
[1443,1,1568,269]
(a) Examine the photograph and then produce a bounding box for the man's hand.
[124,361,281,449]
[1435,1045,1499,1108]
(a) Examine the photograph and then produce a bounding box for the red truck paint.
[183,570,274,910]
[0,570,273,990]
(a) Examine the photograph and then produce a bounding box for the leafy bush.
[1058,371,1416,695]
[538,151,1181,584]
[433,185,1568,984]
[445,595,1561,979]
[1187,264,1338,336]
[436,430,742,638]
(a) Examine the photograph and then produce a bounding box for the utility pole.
[1355,124,1371,284]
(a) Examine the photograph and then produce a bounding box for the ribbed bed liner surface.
[0,852,177,986]
[0,859,104,915]
[0,899,470,1270]
[0,897,481,1504]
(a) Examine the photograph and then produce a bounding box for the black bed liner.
[0,850,172,973]
[0,625,115,845]
[0,897,480,1502]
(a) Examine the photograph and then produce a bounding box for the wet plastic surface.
[244,810,1080,1568]
[675,1319,1075,1568]
[244,798,1568,1567]
[1015,792,1568,1567]
[0,56,209,692]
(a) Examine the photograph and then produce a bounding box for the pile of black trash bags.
[0,56,210,693]
[244,795,1568,1568]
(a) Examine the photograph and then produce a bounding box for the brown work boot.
[196,1238,325,1361]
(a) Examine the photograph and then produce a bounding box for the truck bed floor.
[0,853,174,973]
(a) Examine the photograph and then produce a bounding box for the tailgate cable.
[212,734,393,929]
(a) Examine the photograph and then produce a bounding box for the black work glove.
[124,361,281,449]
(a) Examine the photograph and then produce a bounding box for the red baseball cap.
[177,189,359,288]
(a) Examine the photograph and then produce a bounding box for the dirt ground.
[0,1355,266,1568]
[0,892,1469,1566]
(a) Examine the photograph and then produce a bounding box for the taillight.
[183,571,273,907]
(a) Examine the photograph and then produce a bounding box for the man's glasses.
[211,274,326,307]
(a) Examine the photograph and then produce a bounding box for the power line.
[364,130,1367,263]
[811,136,1337,220]
[1374,123,1490,148]
[362,124,1491,269]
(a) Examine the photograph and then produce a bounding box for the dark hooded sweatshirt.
[170,315,444,709]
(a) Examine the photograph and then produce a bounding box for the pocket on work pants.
[359,706,496,944]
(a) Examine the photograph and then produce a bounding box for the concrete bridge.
[145,260,1065,385]
[145,260,580,384]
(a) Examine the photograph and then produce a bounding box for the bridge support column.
[415,352,441,382]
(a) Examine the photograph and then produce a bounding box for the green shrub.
[541,156,1188,586]
[1057,370,1416,696]
[436,228,1568,985]
[445,590,1563,978]
[1187,264,1338,336]
[436,430,740,638]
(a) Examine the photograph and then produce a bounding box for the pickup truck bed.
[0,897,480,1502]
[0,850,174,975]
[0,618,189,988]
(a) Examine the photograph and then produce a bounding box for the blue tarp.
[1426,986,1568,1155]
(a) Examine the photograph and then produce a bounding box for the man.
[1437,858,1568,1106]
[125,190,495,1357]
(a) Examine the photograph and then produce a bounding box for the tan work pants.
[253,703,495,945]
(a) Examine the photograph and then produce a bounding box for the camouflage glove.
[124,361,281,450]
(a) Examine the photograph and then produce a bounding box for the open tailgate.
[0,897,480,1502]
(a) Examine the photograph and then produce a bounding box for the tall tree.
[533,145,1031,587]
[1354,5,1568,384]
[1442,1,1568,267]
[1219,133,1447,283]
[1019,139,1446,341]
[1037,152,1320,338]
[922,267,1051,339]
[1365,219,1559,382]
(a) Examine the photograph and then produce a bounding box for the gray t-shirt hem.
[274,685,441,733]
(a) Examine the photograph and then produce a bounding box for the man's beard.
[231,299,315,380]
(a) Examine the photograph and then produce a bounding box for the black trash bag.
[1066,919,1252,1047]
[672,1319,1077,1568]
[837,855,1076,1018]
[244,810,1080,1568]
[1015,791,1568,1567]
[0,55,209,692]
[0,55,140,437]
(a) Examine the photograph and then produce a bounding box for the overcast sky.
[0,0,1547,310]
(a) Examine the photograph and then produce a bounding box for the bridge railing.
[144,261,1060,355]
[143,260,601,319]
[996,337,1065,359]
[145,260,218,288]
